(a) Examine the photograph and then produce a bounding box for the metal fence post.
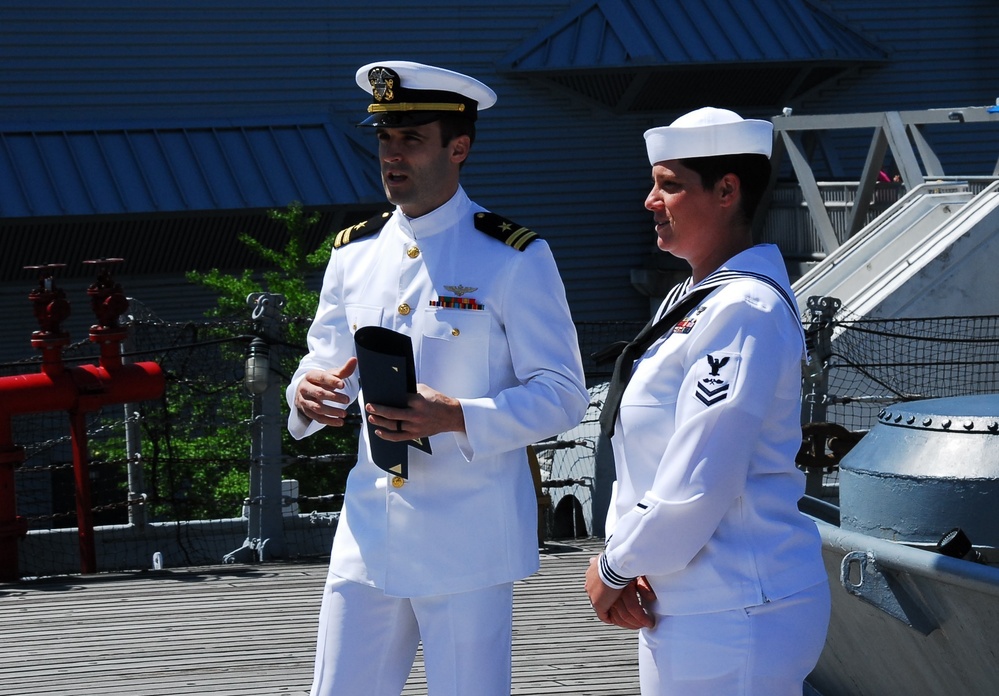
[802,296,841,426]
[121,333,147,528]
[247,292,287,561]
[801,296,841,497]
[225,292,287,564]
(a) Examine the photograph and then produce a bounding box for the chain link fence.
[798,297,999,501]
[14,288,999,580]
[802,302,999,434]
[3,302,643,579]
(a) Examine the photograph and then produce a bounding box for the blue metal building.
[1,0,996,336]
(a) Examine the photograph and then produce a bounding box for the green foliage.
[143,388,254,521]
[153,201,359,519]
[188,201,323,323]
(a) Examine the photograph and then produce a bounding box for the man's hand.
[585,556,656,630]
[365,383,465,441]
[293,358,357,427]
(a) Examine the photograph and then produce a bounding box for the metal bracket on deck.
[223,536,269,564]
[840,551,938,635]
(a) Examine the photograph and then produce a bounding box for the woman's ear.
[717,173,740,207]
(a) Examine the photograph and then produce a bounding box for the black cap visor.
[356,110,451,128]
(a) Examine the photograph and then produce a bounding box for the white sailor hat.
[354,60,497,128]
[644,107,773,164]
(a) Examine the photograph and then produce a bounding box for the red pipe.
[0,364,163,415]
[0,362,164,581]
[69,410,96,574]
[0,262,165,581]
[0,428,27,581]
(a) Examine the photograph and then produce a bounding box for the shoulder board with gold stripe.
[333,210,392,249]
[473,211,538,251]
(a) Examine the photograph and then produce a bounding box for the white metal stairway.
[793,179,999,319]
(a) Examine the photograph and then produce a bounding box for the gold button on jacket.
[391,476,405,488]
[398,303,411,316]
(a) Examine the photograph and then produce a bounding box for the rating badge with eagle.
[693,352,740,407]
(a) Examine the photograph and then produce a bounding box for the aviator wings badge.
[444,284,477,297]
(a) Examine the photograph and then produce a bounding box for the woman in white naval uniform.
[289,61,588,696]
[585,107,830,695]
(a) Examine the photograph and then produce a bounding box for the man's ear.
[450,135,471,164]
[717,173,740,207]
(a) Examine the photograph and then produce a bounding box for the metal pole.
[256,374,285,559]
[247,293,286,560]
[802,296,840,426]
[122,335,147,528]
[802,296,841,498]
[246,393,263,555]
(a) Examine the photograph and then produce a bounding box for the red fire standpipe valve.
[26,263,71,376]
[84,258,129,369]
[0,262,165,581]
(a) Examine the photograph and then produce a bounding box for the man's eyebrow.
[376,127,424,137]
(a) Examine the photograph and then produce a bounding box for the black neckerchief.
[598,268,801,438]
[599,286,711,438]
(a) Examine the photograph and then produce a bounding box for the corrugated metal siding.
[1,0,997,325]
[0,1,340,122]
[0,0,655,322]
[799,0,999,178]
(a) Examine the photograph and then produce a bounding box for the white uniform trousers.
[309,570,514,696]
[638,581,831,696]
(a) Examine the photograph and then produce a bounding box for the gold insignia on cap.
[369,67,396,102]
[444,284,477,297]
[368,102,466,114]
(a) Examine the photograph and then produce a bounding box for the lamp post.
[227,292,286,563]
[244,337,271,395]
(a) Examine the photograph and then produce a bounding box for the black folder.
[353,326,432,479]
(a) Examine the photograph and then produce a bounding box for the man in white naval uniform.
[585,108,830,695]
[288,61,588,696]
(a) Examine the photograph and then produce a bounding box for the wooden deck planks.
[0,538,640,696]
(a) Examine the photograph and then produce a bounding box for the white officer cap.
[355,60,497,128]
[644,107,773,164]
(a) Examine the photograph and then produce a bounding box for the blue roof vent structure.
[499,0,886,113]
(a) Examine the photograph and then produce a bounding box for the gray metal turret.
[839,394,999,549]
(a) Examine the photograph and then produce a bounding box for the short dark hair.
[438,113,476,148]
[680,153,771,225]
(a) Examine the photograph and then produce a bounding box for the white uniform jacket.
[602,244,826,615]
[287,187,588,598]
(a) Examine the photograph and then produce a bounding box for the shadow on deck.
[1,537,640,696]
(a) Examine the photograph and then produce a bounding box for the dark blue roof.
[499,0,887,112]
[0,119,384,219]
